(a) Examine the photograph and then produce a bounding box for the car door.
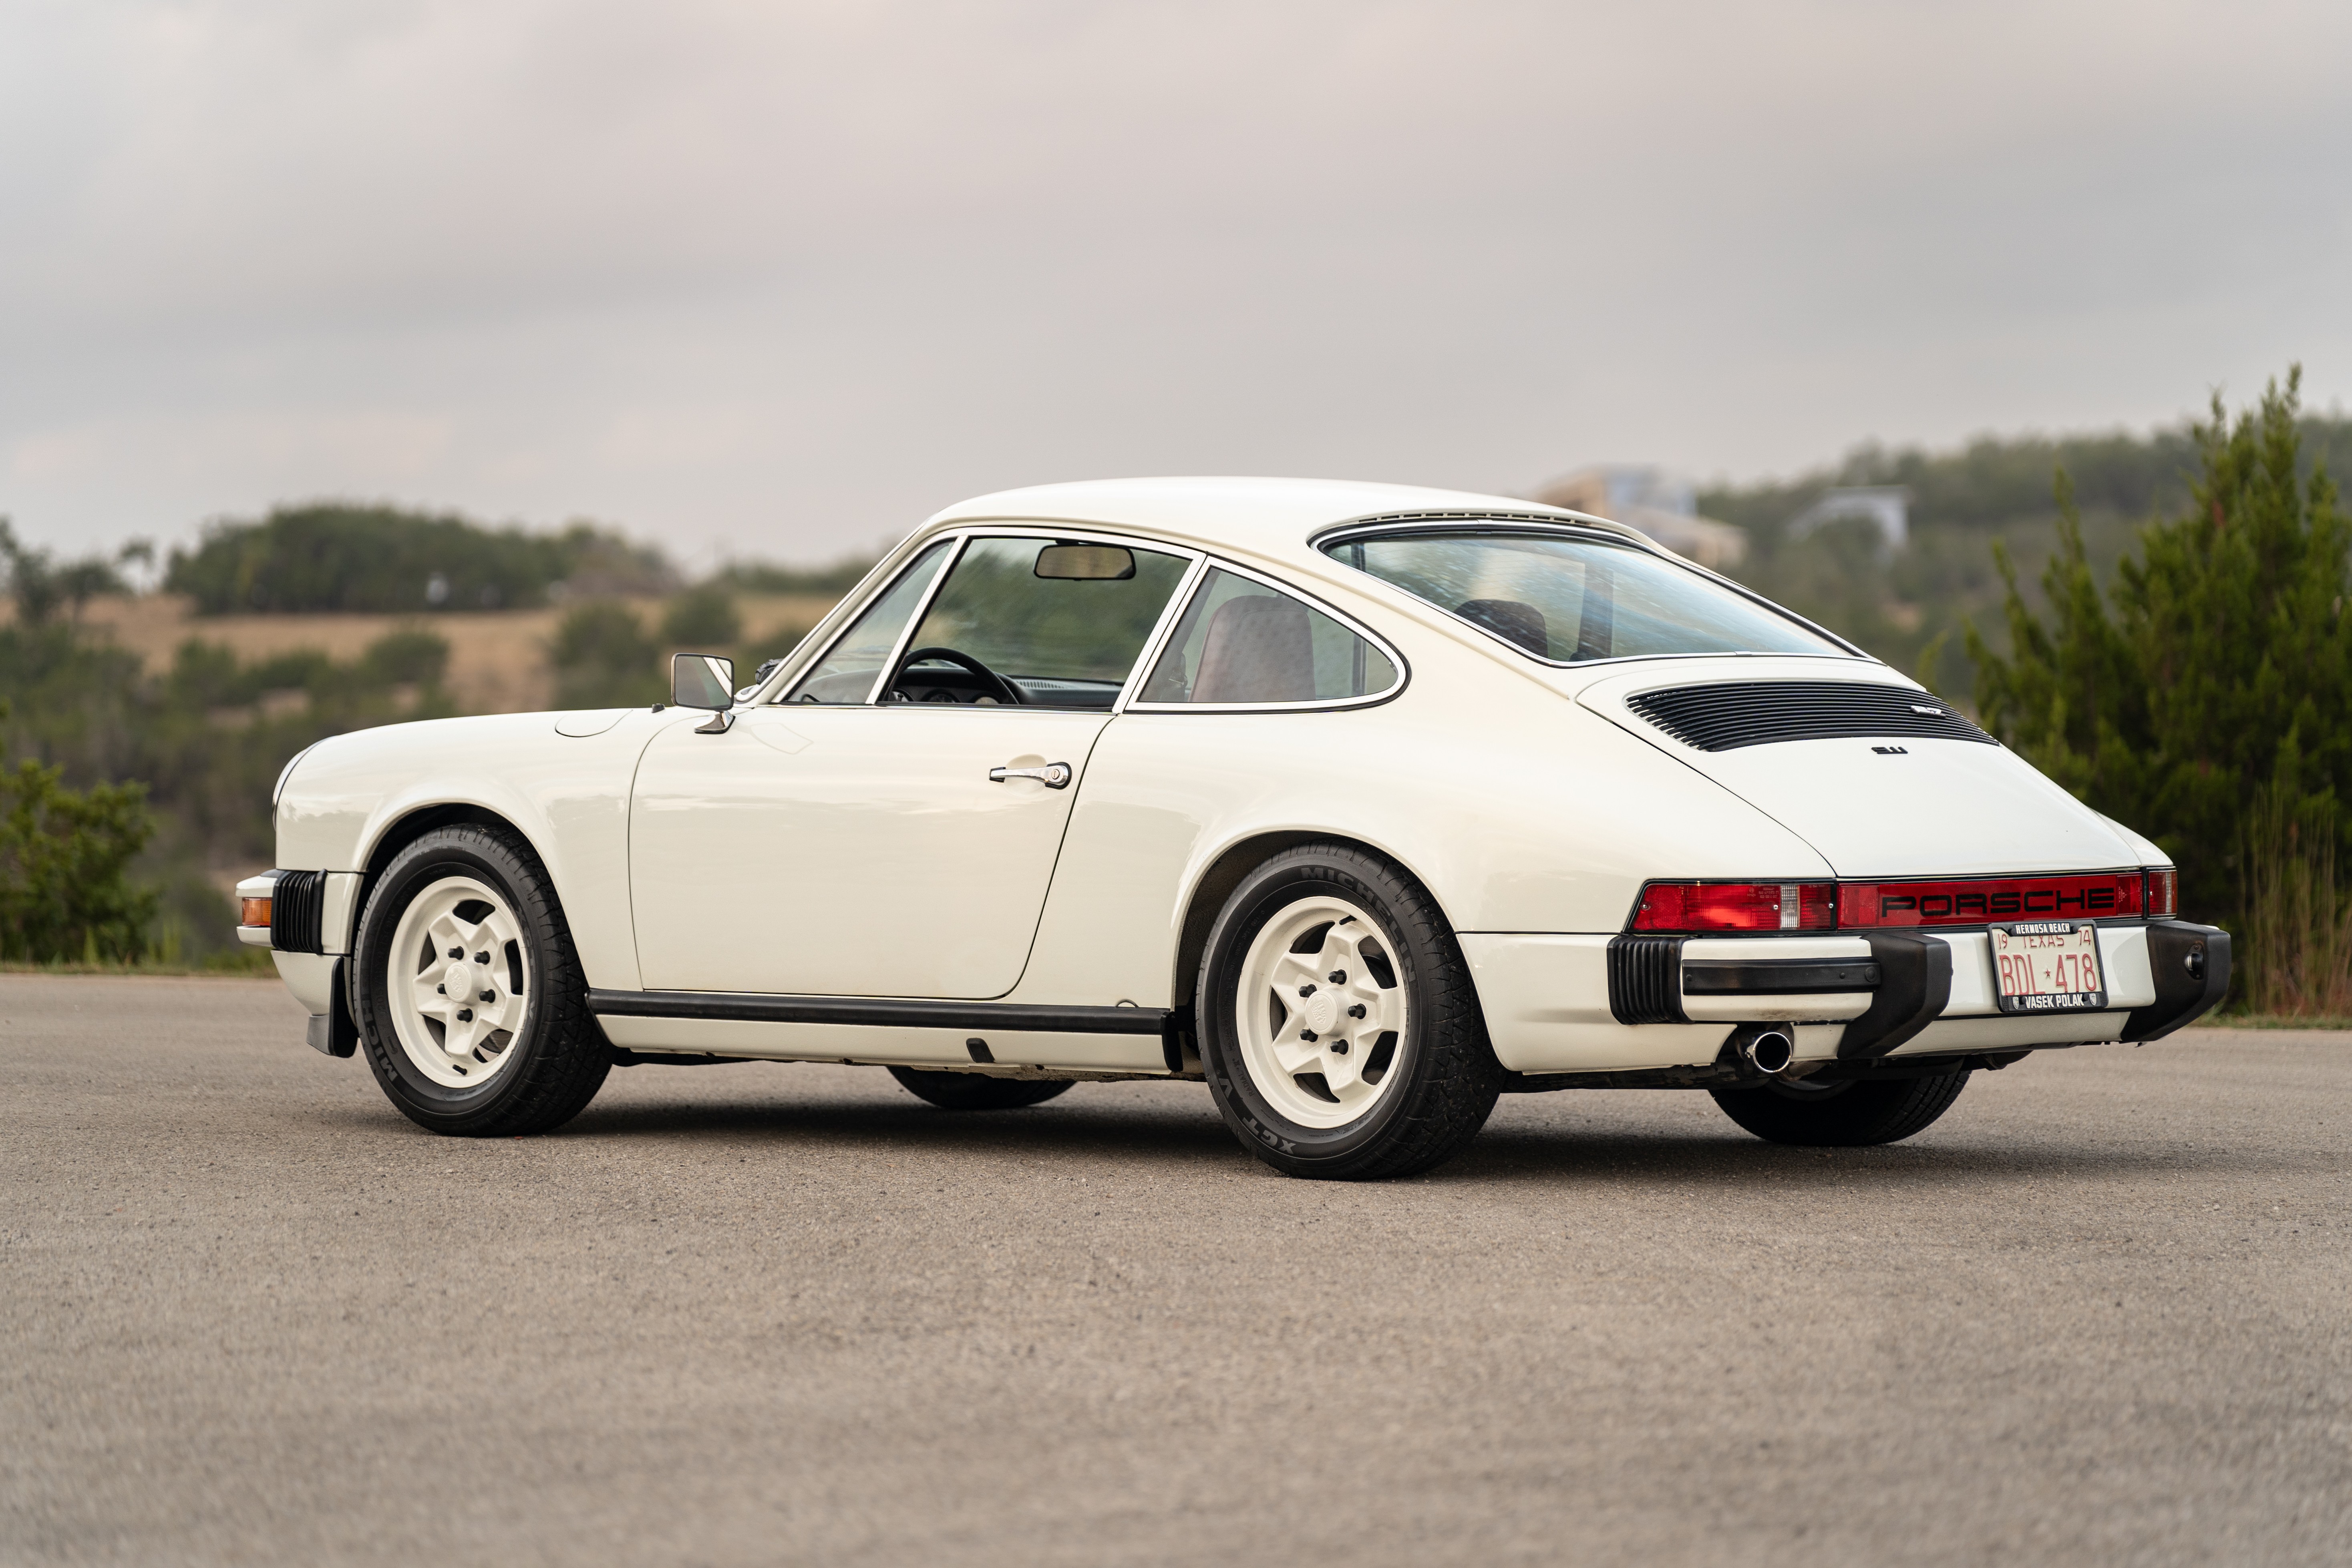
[628,530,1198,998]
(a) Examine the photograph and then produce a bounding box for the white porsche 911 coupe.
[241,478,2229,1179]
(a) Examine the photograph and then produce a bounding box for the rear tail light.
[1631,881,1836,933]
[1837,872,2142,927]
[240,896,272,928]
[1630,871,2161,932]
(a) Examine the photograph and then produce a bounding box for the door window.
[784,540,954,704]
[1135,568,1400,706]
[888,536,1192,709]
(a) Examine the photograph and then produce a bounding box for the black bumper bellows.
[1606,936,1686,1024]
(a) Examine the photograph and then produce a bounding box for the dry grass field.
[62,592,843,714]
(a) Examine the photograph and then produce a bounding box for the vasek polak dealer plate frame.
[1989,921,2107,1014]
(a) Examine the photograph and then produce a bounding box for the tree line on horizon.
[156,501,875,616]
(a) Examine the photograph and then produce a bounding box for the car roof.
[924,475,1660,568]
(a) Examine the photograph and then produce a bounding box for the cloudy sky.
[4,0,2348,568]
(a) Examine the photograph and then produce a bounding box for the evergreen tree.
[1970,368,2352,996]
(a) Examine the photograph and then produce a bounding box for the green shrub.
[361,627,453,686]
[0,745,159,963]
[549,602,662,709]
[660,586,742,650]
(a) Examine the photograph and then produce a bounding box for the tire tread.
[1710,1068,1970,1147]
[1200,844,1502,1180]
[352,823,610,1137]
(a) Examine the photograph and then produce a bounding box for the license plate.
[1989,922,2107,1013]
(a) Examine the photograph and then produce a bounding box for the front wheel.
[350,824,611,1137]
[1197,845,1501,1180]
[1710,1069,1970,1147]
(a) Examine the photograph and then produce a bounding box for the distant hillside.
[165,503,677,614]
[1698,415,2352,697]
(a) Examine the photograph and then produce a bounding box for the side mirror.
[672,653,736,733]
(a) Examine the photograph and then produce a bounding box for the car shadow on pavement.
[301,1081,2282,1186]
[1443,1121,2282,1189]
[546,1090,1243,1165]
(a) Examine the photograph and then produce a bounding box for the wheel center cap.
[1303,992,1340,1033]
[445,960,474,996]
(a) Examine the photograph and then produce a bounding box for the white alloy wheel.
[384,874,531,1089]
[1233,894,1410,1129]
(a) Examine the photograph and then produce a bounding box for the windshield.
[1328,530,1845,664]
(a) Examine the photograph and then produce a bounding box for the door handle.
[988,762,1072,789]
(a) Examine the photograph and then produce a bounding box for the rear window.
[1326,531,1843,663]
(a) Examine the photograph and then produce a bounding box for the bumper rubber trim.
[586,988,1171,1035]
[1835,932,1954,1059]
[304,957,358,1058]
[1682,958,1881,995]
[2121,921,2231,1042]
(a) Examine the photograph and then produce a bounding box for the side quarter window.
[1135,567,1399,706]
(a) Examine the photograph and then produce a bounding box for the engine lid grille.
[1624,680,1994,753]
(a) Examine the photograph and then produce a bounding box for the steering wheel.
[893,646,1024,706]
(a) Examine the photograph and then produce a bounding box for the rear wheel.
[351,824,610,1137]
[1710,1069,1970,1147]
[888,1067,1073,1109]
[1198,845,1501,1180]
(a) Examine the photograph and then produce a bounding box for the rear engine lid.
[1573,660,2139,878]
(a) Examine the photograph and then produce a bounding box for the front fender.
[275,708,689,990]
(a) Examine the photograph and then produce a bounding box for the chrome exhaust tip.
[1741,1028,1796,1076]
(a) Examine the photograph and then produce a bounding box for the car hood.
[1565,658,2142,878]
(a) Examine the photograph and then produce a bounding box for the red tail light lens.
[1838,872,2143,928]
[1631,881,1837,933]
[2144,867,2177,918]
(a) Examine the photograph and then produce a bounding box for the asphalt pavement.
[4,975,2348,1566]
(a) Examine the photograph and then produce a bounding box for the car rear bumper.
[1460,920,2229,1077]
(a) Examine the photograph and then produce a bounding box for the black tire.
[350,824,611,1137]
[887,1067,1074,1109]
[1710,1069,1970,1147]
[1197,844,1502,1180]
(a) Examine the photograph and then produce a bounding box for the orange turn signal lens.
[241,896,273,928]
